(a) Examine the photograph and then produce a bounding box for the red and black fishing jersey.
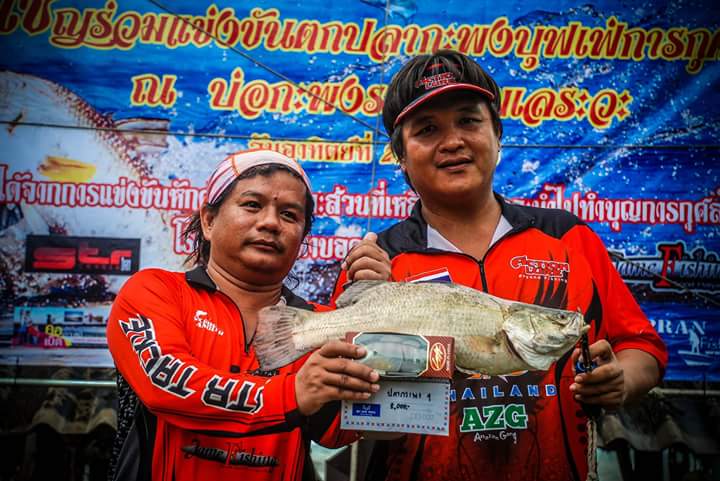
[333,196,667,481]
[107,266,348,481]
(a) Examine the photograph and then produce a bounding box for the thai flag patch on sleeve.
[404,268,453,283]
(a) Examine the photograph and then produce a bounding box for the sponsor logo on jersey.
[183,440,279,467]
[459,403,529,432]
[119,314,264,412]
[451,382,557,403]
[194,310,224,336]
[250,368,280,377]
[119,313,197,398]
[510,255,569,281]
[452,379,558,443]
[201,375,264,413]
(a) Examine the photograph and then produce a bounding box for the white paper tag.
[340,379,450,436]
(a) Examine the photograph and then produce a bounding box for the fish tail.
[254,305,311,371]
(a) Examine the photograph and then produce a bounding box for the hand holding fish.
[341,232,392,281]
[295,340,381,416]
[570,339,626,411]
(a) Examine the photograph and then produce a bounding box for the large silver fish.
[254,281,587,375]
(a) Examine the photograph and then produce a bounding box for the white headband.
[206,149,312,204]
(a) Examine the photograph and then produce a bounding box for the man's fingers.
[572,341,614,376]
[573,376,622,396]
[588,339,615,362]
[314,341,380,383]
[296,340,386,415]
[317,340,367,360]
[341,234,390,273]
[363,231,378,242]
[341,232,378,270]
[352,269,385,281]
[570,364,624,411]
[574,363,621,385]
[573,383,625,407]
[344,244,390,267]
[348,257,392,281]
[325,370,380,394]
[323,356,380,382]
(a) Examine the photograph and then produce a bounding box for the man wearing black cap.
[336,50,666,481]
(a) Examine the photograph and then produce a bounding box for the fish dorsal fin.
[335,280,386,308]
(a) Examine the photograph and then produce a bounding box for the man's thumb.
[363,231,378,243]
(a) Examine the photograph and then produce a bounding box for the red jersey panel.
[333,197,666,481]
[108,267,347,481]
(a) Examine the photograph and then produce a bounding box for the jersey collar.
[184,265,313,310]
[378,193,535,257]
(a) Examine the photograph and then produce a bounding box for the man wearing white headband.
[107,149,378,481]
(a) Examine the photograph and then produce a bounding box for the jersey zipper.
[476,219,535,293]
[214,289,251,355]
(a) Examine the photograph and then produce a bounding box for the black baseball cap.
[382,50,502,138]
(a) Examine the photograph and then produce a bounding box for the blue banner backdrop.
[0,0,718,380]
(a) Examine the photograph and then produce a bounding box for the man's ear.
[199,205,215,241]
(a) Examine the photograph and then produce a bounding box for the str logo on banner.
[25,235,140,275]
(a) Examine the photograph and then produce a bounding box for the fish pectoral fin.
[335,280,386,308]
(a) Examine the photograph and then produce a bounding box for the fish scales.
[254,281,587,375]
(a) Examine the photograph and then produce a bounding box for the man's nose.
[257,208,281,231]
[438,126,464,151]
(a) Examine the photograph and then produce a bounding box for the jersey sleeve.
[107,269,304,436]
[562,225,668,370]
